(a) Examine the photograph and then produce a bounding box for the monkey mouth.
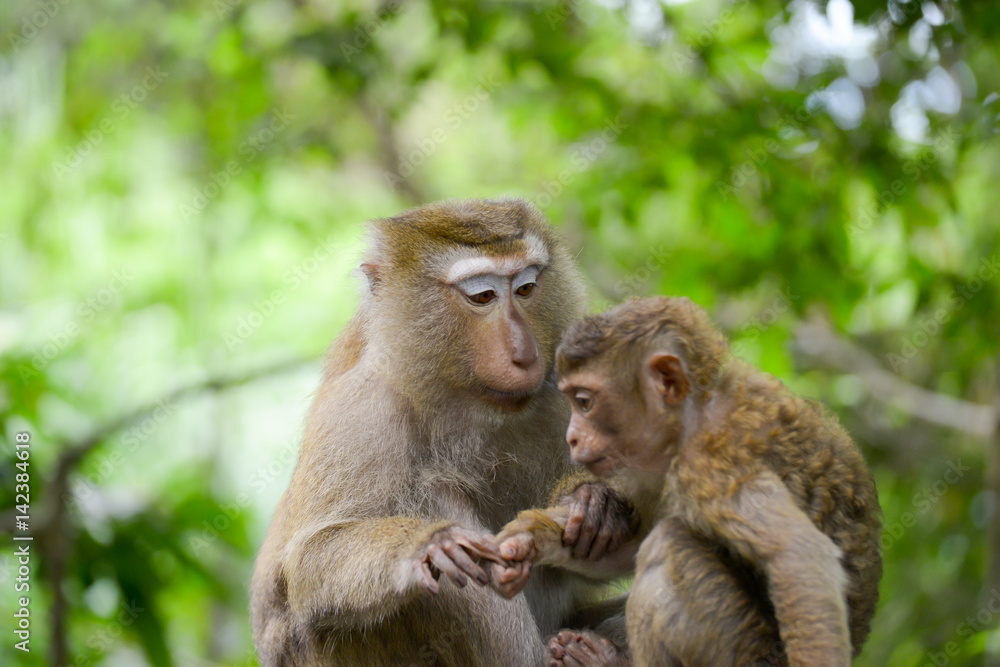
[576,455,613,475]
[480,386,535,411]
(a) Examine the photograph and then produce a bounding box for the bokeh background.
[1,0,999,665]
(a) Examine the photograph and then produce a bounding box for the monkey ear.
[647,353,689,405]
[360,262,381,293]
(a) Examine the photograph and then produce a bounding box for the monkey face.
[361,198,586,413]
[560,373,618,474]
[558,364,679,476]
[558,369,645,475]
[445,260,547,411]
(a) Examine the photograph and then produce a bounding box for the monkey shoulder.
[287,370,424,517]
[676,377,876,516]
[718,366,870,483]
[716,366,882,569]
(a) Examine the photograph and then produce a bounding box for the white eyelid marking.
[444,235,549,283]
[456,275,500,297]
[513,266,539,290]
[447,257,510,284]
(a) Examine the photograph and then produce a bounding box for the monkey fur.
[250,199,634,666]
[496,296,882,667]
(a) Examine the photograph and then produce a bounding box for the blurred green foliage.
[1,0,999,665]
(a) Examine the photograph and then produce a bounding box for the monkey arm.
[547,466,598,505]
[489,467,649,593]
[280,516,459,629]
[496,507,637,581]
[545,468,649,564]
[709,473,851,667]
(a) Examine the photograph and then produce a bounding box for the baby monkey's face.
[558,364,674,477]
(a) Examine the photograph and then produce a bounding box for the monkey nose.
[511,339,538,369]
[512,349,537,369]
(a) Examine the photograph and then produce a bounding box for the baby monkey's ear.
[647,353,689,405]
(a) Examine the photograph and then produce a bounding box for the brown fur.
[250,198,626,666]
[502,296,882,666]
[557,295,729,393]
[663,358,882,656]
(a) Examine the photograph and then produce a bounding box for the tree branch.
[791,318,997,439]
[38,357,314,667]
[359,93,427,205]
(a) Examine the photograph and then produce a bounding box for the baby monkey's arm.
[492,504,638,598]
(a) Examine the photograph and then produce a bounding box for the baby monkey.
[493,296,882,667]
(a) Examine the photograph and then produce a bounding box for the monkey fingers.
[566,484,610,560]
[548,630,627,667]
[547,630,581,664]
[565,483,633,562]
[563,484,593,550]
[427,544,474,588]
[441,540,490,586]
[588,524,615,562]
[413,558,441,595]
[560,632,625,667]
[490,560,531,598]
[449,526,504,565]
[498,531,538,562]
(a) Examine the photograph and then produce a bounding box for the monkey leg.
[542,592,631,667]
[306,577,547,667]
[564,593,630,647]
[627,520,787,667]
[546,629,631,667]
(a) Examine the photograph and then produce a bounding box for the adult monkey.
[250,198,634,666]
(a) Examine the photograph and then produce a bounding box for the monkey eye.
[468,290,497,305]
[573,392,593,413]
[513,266,540,299]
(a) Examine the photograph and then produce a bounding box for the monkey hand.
[562,483,635,562]
[489,509,566,598]
[408,525,503,596]
[489,559,532,599]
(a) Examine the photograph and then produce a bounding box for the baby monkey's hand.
[490,510,568,598]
